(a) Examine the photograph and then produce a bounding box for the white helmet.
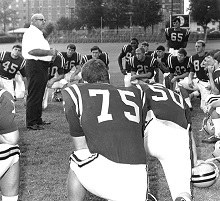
[192,161,219,188]
[200,115,215,135]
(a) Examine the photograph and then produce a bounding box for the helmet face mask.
[192,162,219,188]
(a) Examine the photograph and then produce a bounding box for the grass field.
[0,41,220,201]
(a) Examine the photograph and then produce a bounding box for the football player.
[165,17,190,56]
[118,38,139,86]
[81,46,109,69]
[141,41,154,56]
[140,83,196,201]
[165,48,190,94]
[61,43,82,84]
[202,50,220,143]
[62,59,147,201]
[128,47,158,85]
[0,44,27,100]
[41,52,65,109]
[0,89,20,201]
[178,40,210,112]
[151,45,171,83]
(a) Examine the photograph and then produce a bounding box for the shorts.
[69,149,147,201]
[144,111,192,200]
[169,48,178,56]
[65,71,82,83]
[179,77,211,112]
[0,77,14,97]
[0,144,20,177]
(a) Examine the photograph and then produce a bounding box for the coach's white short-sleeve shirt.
[22,25,52,62]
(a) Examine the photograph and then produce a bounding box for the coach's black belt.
[200,79,209,82]
[0,75,10,80]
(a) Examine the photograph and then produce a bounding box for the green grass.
[1,41,220,201]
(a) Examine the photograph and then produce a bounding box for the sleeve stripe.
[72,84,83,119]
[64,87,79,115]
[0,51,6,61]
[136,85,146,108]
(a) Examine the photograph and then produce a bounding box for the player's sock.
[185,97,192,109]
[212,118,220,138]
[2,195,18,201]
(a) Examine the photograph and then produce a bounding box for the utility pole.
[170,0,173,28]
[101,16,103,43]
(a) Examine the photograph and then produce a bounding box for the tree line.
[0,0,220,39]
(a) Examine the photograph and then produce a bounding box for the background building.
[10,0,76,28]
[8,0,184,31]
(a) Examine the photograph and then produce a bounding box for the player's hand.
[121,69,127,75]
[47,79,55,88]
[207,65,215,73]
[171,77,177,83]
[205,83,211,90]
[195,159,206,167]
[157,57,161,63]
[188,80,194,89]
[50,48,58,57]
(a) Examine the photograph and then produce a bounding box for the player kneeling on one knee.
[62,59,148,201]
[0,89,20,201]
[138,83,195,201]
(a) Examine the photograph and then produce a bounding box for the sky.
[184,0,190,14]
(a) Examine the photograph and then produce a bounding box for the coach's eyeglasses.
[36,19,46,22]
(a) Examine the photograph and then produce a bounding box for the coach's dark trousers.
[25,59,49,126]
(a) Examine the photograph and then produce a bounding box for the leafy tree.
[132,0,163,34]
[102,0,131,30]
[56,17,71,31]
[75,0,104,31]
[189,0,220,41]
[24,22,30,28]
[43,22,55,38]
[0,0,19,33]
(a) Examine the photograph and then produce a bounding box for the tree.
[0,0,19,33]
[75,0,104,32]
[132,0,163,34]
[44,22,55,38]
[56,17,71,31]
[102,0,131,30]
[189,0,220,41]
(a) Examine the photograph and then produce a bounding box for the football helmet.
[192,161,219,188]
[200,115,215,135]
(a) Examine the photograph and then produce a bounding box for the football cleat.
[192,161,219,188]
[52,89,63,102]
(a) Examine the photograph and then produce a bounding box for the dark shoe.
[202,136,220,144]
[38,121,51,125]
[27,124,44,130]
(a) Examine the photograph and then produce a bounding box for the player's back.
[66,83,146,164]
[139,84,190,129]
